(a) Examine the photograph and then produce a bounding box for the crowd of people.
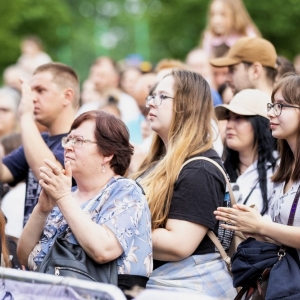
[1,0,300,299]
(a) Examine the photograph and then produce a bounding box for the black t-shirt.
[154,149,226,270]
[2,132,67,226]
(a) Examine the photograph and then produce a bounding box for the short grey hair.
[0,87,21,113]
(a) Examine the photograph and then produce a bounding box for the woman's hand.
[214,203,265,235]
[39,159,72,204]
[36,188,56,214]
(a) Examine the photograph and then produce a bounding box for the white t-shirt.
[76,92,141,124]
[231,161,274,215]
[1,182,26,239]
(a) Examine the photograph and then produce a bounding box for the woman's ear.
[103,154,114,165]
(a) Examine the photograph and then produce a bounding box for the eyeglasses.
[267,103,300,116]
[61,136,97,147]
[146,94,173,108]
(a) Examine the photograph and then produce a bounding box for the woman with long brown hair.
[134,70,235,298]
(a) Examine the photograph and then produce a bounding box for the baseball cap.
[210,37,277,69]
[215,89,270,120]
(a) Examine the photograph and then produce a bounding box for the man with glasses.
[210,37,278,96]
[0,62,78,226]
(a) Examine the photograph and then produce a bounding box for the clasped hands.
[214,203,265,236]
[38,159,72,214]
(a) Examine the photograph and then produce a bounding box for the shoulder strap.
[288,183,300,226]
[178,156,236,206]
[177,156,236,270]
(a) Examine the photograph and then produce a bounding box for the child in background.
[201,0,261,57]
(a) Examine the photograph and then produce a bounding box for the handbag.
[37,234,118,285]
[178,156,245,274]
[233,183,300,300]
[36,189,118,285]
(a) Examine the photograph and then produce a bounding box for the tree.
[0,0,71,78]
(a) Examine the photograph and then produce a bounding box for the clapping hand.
[39,159,72,204]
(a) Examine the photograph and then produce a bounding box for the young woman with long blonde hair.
[135,70,236,298]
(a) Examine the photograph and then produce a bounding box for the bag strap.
[288,183,300,226]
[207,230,231,271]
[178,156,236,271]
[178,156,236,206]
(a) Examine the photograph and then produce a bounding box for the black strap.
[279,183,300,255]
[287,183,300,226]
[243,181,259,205]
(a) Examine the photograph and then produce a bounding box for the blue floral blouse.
[29,177,153,277]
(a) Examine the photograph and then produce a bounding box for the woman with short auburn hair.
[18,110,152,292]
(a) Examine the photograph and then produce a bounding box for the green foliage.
[0,0,71,74]
[1,0,300,83]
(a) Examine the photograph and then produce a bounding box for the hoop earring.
[101,164,106,173]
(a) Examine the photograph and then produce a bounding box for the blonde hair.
[135,70,214,229]
[205,0,261,37]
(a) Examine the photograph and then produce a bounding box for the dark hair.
[271,73,300,183]
[276,56,296,80]
[243,62,277,84]
[70,110,134,176]
[224,115,277,215]
[34,62,80,107]
[0,133,22,155]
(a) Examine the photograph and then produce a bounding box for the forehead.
[211,0,230,14]
[273,90,285,102]
[70,120,95,136]
[155,75,174,93]
[0,96,16,110]
[30,71,56,87]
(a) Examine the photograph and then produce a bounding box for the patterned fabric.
[269,180,300,258]
[29,177,153,277]
[147,253,236,299]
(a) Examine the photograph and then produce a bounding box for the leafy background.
[1,0,300,82]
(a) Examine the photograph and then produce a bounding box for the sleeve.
[45,133,66,167]
[168,161,225,230]
[2,146,28,186]
[51,144,65,167]
[97,180,151,256]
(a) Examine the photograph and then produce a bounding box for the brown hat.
[210,37,278,69]
[215,89,270,120]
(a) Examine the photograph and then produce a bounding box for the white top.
[1,182,26,239]
[211,119,223,158]
[269,180,300,258]
[231,161,274,215]
[76,92,141,124]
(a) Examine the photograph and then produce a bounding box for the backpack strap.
[177,156,237,272]
[178,156,236,205]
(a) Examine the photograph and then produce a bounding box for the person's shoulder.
[187,149,223,167]
[182,149,225,180]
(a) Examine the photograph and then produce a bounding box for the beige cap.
[215,89,270,120]
[210,37,278,69]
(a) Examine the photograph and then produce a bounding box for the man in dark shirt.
[0,62,79,225]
